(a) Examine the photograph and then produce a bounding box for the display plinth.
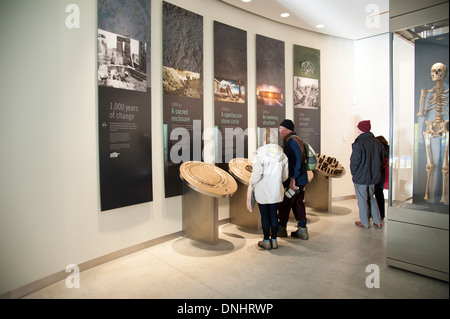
[179,161,237,245]
[228,158,261,230]
[305,170,332,212]
[182,186,219,245]
[305,154,346,212]
[230,180,261,230]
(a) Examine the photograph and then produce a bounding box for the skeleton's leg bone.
[440,132,449,204]
[423,130,435,201]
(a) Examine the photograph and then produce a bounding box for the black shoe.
[277,225,287,237]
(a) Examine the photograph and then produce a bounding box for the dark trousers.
[257,203,279,240]
[374,182,385,220]
[372,169,386,220]
[278,185,306,228]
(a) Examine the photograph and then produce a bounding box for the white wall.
[0,0,389,296]
[354,34,391,138]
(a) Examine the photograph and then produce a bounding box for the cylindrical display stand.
[182,186,219,245]
[305,154,346,212]
[305,170,332,212]
[228,158,261,230]
[230,180,262,230]
[180,161,237,245]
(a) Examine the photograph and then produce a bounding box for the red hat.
[357,120,371,133]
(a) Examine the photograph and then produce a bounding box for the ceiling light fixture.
[280,13,290,18]
[242,0,252,3]
[316,24,325,29]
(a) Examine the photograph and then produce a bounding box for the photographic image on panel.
[214,76,246,103]
[163,67,201,98]
[257,84,283,107]
[98,29,147,92]
[294,77,319,109]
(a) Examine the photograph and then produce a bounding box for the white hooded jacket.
[250,143,289,204]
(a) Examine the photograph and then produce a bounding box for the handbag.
[246,184,256,212]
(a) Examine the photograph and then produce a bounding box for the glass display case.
[387,18,449,282]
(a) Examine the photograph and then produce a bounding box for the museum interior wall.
[0,0,390,296]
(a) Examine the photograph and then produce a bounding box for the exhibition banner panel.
[256,35,285,147]
[98,0,152,211]
[214,21,248,170]
[162,2,204,198]
[293,45,321,153]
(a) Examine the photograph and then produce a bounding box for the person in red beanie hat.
[357,120,371,133]
[350,120,385,229]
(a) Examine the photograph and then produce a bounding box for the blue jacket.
[282,133,309,187]
[350,131,384,185]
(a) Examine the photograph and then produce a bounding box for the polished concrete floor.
[23,199,448,299]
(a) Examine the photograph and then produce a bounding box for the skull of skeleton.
[430,62,447,82]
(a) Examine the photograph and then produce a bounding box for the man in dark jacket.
[278,119,310,239]
[350,120,384,229]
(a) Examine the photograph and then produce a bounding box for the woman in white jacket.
[250,129,289,250]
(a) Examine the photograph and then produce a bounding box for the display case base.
[386,206,449,282]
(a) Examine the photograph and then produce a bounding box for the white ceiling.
[221,0,390,40]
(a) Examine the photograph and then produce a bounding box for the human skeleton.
[417,62,449,204]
